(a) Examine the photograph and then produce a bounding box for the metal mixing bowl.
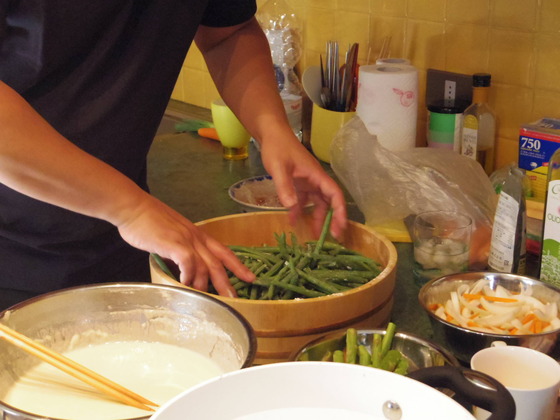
[292,328,460,371]
[0,283,256,420]
[418,271,560,364]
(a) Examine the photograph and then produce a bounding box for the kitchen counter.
[148,103,560,417]
[147,102,433,342]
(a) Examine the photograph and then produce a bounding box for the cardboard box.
[518,118,560,202]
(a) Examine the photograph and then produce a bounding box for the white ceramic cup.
[470,344,560,420]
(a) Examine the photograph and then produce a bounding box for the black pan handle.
[407,366,515,420]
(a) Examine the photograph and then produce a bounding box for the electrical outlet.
[426,69,472,111]
[444,80,456,103]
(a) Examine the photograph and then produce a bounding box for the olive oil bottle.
[540,147,560,287]
[460,73,496,175]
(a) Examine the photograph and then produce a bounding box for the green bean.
[295,255,312,270]
[345,328,358,364]
[252,278,272,287]
[297,269,342,295]
[231,248,281,265]
[290,232,300,256]
[249,285,259,300]
[381,322,397,359]
[308,269,376,279]
[268,280,324,298]
[275,232,290,260]
[313,208,333,255]
[229,245,280,254]
[281,272,300,300]
[151,253,178,281]
[321,350,333,362]
[233,281,249,291]
[371,333,382,368]
[394,358,410,375]
[333,350,345,363]
[268,265,296,299]
[307,270,373,284]
[380,349,402,372]
[314,241,362,255]
[313,254,381,271]
[237,288,250,299]
[358,345,372,366]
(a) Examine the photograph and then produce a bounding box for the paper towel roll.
[356,64,418,151]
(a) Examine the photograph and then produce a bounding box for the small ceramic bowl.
[228,175,284,210]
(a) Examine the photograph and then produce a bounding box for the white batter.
[3,340,225,420]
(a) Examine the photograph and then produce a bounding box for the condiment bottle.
[488,164,527,274]
[540,146,560,287]
[256,0,303,141]
[460,73,496,175]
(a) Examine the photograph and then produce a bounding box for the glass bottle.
[540,147,560,287]
[460,73,496,175]
[256,0,303,141]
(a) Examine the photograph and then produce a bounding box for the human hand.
[260,133,347,239]
[115,194,255,297]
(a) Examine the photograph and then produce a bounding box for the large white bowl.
[151,362,501,420]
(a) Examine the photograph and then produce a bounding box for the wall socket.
[426,69,472,111]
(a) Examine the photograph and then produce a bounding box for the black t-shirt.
[0,0,256,293]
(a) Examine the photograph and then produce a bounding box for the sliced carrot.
[522,313,537,324]
[533,319,544,334]
[509,328,519,335]
[467,320,480,328]
[197,127,220,141]
[462,293,518,303]
[427,303,440,311]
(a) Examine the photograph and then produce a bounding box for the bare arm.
[195,18,347,238]
[0,81,254,296]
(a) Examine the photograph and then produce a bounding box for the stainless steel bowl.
[418,271,560,364]
[292,328,460,371]
[0,283,256,420]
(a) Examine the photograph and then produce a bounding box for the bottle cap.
[473,73,491,87]
[427,99,470,114]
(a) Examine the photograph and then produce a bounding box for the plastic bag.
[330,116,498,268]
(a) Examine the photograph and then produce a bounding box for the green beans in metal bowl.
[292,323,460,374]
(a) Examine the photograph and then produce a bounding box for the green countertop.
[147,107,434,342]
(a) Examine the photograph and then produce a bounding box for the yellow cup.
[310,103,355,163]
[211,99,251,160]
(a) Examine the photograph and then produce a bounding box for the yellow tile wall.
[172,0,560,171]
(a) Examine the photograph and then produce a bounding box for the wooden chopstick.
[0,323,158,412]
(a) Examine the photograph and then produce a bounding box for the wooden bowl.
[150,211,397,364]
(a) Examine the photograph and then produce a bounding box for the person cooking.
[0,1,347,310]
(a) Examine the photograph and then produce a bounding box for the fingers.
[175,232,256,298]
[275,170,348,239]
[271,167,298,210]
[328,189,348,239]
[117,197,252,299]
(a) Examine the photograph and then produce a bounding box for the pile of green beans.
[210,209,383,300]
[330,324,409,375]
